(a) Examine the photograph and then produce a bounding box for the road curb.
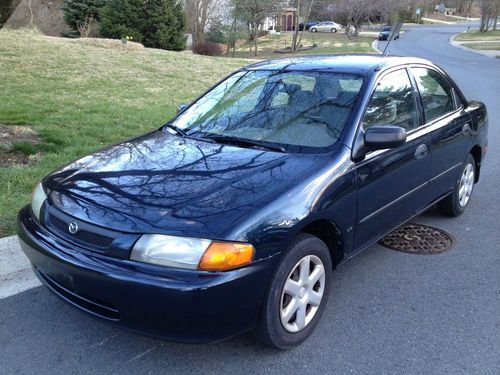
[371,39,381,53]
[449,32,500,58]
[0,235,41,299]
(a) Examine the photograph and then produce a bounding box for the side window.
[362,69,417,131]
[412,67,455,123]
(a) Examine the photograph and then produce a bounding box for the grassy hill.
[0,30,250,236]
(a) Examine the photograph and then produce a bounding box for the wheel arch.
[470,144,482,182]
[292,218,345,268]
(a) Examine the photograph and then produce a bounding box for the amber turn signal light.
[198,242,254,271]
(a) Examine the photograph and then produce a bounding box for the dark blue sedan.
[379,26,400,40]
[18,55,488,349]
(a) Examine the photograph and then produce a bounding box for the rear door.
[409,66,473,197]
[353,68,431,250]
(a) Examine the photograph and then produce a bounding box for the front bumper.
[17,205,278,343]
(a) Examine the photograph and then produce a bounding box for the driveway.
[1,24,499,374]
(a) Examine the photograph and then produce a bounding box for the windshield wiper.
[205,134,286,153]
[164,123,188,137]
[164,123,218,143]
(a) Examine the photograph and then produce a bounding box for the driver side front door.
[353,68,431,251]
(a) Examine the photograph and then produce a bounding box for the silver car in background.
[310,21,343,33]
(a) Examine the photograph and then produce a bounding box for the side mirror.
[364,125,406,150]
[177,103,189,114]
[352,125,406,161]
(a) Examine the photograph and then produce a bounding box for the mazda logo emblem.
[68,222,79,234]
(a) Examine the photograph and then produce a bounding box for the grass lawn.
[455,30,500,41]
[0,29,251,237]
[232,31,377,59]
[461,42,500,51]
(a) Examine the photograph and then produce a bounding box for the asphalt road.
[1,25,499,375]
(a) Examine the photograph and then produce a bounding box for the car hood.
[44,130,332,239]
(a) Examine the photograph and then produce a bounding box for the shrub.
[249,29,268,41]
[204,21,227,44]
[192,41,223,56]
[62,0,106,37]
[100,0,186,51]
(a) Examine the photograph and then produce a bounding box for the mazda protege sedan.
[18,55,488,349]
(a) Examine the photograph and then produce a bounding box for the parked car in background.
[379,26,400,40]
[310,21,343,33]
[18,55,488,350]
[299,20,319,31]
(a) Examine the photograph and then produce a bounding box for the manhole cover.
[379,223,455,254]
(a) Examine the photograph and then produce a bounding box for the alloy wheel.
[458,163,474,207]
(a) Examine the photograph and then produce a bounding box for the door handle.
[462,122,471,135]
[415,144,428,159]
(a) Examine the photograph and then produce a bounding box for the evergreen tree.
[100,0,186,51]
[62,0,106,37]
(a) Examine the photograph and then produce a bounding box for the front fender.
[226,147,357,261]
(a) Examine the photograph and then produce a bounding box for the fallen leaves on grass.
[0,124,42,167]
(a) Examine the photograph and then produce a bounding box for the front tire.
[255,233,332,349]
[437,154,476,217]
[331,28,337,33]
[310,28,317,33]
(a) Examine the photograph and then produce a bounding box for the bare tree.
[338,0,374,37]
[479,0,500,32]
[27,0,33,28]
[492,0,500,30]
[290,0,315,53]
[185,0,220,44]
[233,0,282,56]
[76,14,95,38]
[458,0,474,16]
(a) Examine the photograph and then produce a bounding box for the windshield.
[171,70,364,152]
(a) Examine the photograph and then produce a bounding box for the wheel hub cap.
[458,163,474,207]
[279,255,325,333]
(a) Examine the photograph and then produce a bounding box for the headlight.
[130,234,254,271]
[31,183,47,221]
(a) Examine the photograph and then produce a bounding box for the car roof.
[244,54,434,75]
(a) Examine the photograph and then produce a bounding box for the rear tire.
[255,233,332,349]
[437,154,476,217]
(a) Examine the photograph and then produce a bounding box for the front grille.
[48,213,115,249]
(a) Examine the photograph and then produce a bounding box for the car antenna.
[382,21,403,57]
